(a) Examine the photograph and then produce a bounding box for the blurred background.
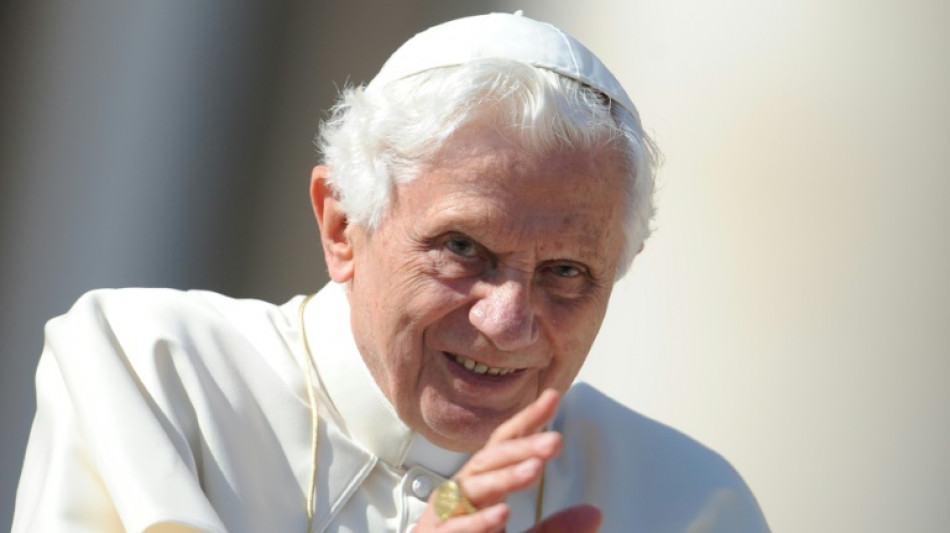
[2,1,948,531]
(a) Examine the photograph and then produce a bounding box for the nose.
[469,277,540,351]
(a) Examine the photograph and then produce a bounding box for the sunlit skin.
[312,124,629,454]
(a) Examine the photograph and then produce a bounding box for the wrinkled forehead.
[429,122,612,170]
[413,116,634,190]
[404,123,629,213]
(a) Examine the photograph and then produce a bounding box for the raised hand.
[414,389,602,532]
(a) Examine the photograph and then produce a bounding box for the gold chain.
[535,467,545,525]
[297,294,320,532]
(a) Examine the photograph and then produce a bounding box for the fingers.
[453,389,562,508]
[414,501,510,533]
[415,389,566,532]
[456,430,560,508]
[464,431,562,475]
[453,389,562,511]
[532,505,603,533]
[460,456,543,508]
[486,389,560,445]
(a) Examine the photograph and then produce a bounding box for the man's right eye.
[446,236,478,258]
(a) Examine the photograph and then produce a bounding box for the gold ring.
[433,479,478,521]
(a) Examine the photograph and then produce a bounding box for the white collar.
[302,282,469,478]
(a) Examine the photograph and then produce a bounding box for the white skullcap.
[365,11,639,120]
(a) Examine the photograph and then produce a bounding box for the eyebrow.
[421,211,612,274]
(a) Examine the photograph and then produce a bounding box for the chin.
[417,397,511,452]
[428,427,493,453]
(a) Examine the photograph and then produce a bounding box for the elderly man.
[13,12,767,533]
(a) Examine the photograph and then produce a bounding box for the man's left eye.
[549,264,582,278]
[446,237,478,258]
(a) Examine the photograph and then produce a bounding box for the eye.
[433,234,490,279]
[446,236,478,258]
[549,264,582,278]
[539,261,592,300]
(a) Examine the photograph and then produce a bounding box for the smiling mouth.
[446,352,519,376]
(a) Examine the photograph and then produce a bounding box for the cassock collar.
[302,282,469,478]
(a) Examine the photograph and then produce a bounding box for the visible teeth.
[450,353,516,376]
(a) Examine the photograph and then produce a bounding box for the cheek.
[545,299,610,376]
[383,278,472,366]
[547,294,609,340]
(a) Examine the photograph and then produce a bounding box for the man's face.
[343,125,629,452]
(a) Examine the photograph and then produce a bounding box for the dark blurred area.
[0,1,496,527]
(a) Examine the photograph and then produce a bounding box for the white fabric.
[13,283,768,532]
[365,12,639,119]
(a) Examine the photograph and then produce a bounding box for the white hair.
[316,59,658,278]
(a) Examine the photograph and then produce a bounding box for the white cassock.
[13,282,769,532]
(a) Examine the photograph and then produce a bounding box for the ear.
[310,166,355,282]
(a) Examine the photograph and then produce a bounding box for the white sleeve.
[12,290,226,533]
[13,346,127,532]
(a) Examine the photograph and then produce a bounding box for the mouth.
[445,352,520,376]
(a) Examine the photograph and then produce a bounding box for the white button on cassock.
[410,475,434,500]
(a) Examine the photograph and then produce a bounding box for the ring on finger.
[433,479,478,521]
